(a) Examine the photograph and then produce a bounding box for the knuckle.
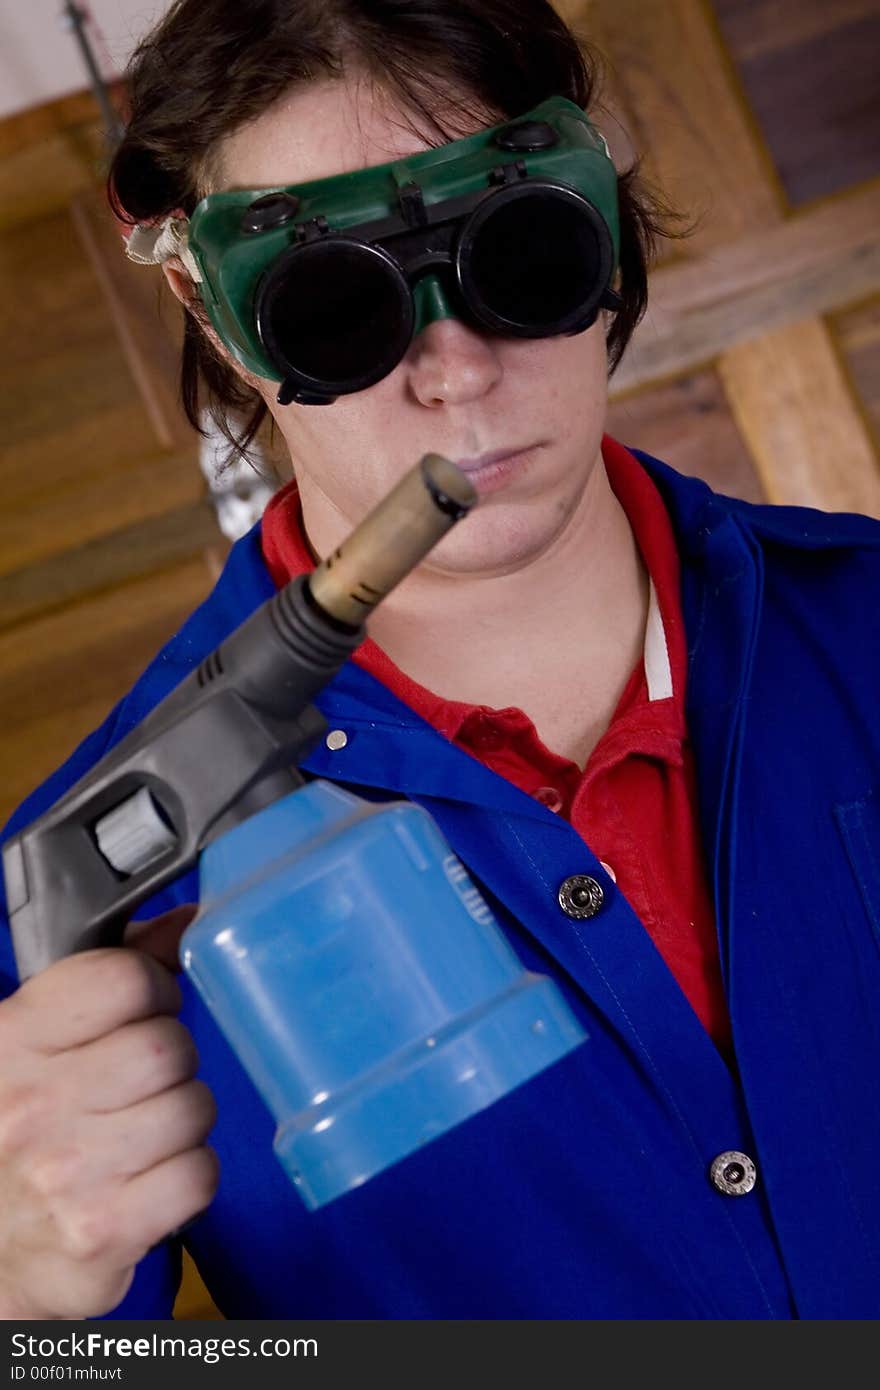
[144,1016,199,1081]
[56,1197,115,1263]
[0,1084,48,1161]
[96,952,161,1018]
[27,1143,85,1201]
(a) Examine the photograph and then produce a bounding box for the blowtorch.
[2,454,586,1208]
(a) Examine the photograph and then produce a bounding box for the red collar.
[261,434,688,762]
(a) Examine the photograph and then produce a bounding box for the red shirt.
[262,435,730,1054]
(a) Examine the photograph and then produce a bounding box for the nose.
[407,274,502,407]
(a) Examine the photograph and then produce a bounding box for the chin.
[427,508,563,577]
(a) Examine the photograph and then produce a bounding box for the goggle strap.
[125,215,203,284]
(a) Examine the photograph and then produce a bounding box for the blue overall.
[3,450,879,1319]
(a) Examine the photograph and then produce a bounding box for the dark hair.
[109,0,680,465]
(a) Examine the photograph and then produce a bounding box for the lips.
[454,446,532,473]
[448,444,541,497]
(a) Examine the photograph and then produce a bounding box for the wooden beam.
[0,557,214,823]
[0,499,222,633]
[588,0,785,253]
[0,86,125,162]
[713,0,878,64]
[835,297,880,444]
[718,321,880,516]
[612,180,880,394]
[69,186,195,453]
[590,0,880,514]
[606,365,764,502]
[175,1250,223,1321]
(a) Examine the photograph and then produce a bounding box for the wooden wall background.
[0,0,877,1320]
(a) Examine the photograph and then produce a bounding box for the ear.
[160,256,269,397]
[161,256,200,311]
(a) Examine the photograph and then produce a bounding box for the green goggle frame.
[188,96,620,404]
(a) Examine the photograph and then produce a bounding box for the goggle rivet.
[494,120,559,153]
[242,192,301,235]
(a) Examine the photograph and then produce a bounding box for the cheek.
[549,327,608,398]
[266,384,408,505]
[301,396,404,470]
[499,322,607,399]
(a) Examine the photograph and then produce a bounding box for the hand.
[0,907,218,1319]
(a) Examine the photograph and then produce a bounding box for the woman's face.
[214,74,611,578]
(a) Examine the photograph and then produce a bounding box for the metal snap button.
[325,729,348,751]
[558,874,605,919]
[709,1150,757,1196]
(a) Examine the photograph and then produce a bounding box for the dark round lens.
[256,239,413,392]
[461,186,610,335]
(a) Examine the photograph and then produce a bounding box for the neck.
[305,455,650,767]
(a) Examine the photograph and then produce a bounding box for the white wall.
[0,1,171,121]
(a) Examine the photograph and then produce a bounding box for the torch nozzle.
[307,454,478,628]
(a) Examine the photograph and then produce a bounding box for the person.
[1,0,879,1321]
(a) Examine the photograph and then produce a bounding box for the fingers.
[114,1146,221,1262]
[9,902,198,1055]
[11,948,183,1052]
[0,917,220,1322]
[99,1080,217,1181]
[28,1080,217,1200]
[123,904,198,972]
[72,1015,201,1112]
[27,1145,221,1283]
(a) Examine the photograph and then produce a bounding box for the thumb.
[122,903,198,972]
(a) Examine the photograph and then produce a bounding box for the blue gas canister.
[181,779,586,1210]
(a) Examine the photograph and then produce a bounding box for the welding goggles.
[183,96,620,405]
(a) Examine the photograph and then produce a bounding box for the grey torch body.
[3,455,476,980]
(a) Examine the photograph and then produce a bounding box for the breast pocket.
[835,786,880,951]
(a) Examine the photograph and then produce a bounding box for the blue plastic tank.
[181,780,586,1209]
